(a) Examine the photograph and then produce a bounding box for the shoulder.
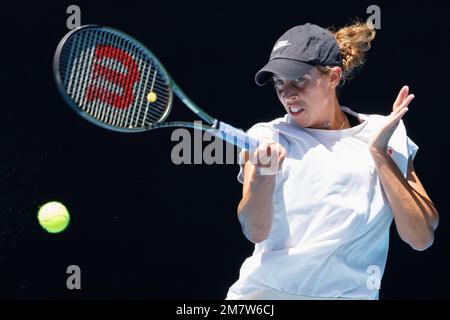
[346,106,407,134]
[245,114,311,148]
[246,115,290,130]
[342,105,381,123]
[245,115,292,138]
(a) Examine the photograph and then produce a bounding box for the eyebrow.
[272,75,308,81]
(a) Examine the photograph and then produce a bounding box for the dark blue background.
[1,0,449,299]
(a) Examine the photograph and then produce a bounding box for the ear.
[329,67,342,88]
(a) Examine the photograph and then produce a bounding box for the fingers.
[278,144,287,167]
[393,85,415,117]
[401,93,415,108]
[253,141,274,166]
[257,141,280,167]
[251,141,287,174]
[390,93,414,124]
[392,105,409,121]
[392,94,414,114]
[393,85,409,109]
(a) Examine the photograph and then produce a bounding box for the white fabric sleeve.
[407,136,419,161]
[236,125,277,184]
[388,119,418,178]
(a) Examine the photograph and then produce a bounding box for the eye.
[272,78,285,90]
[293,77,307,85]
[274,79,284,86]
[293,77,307,88]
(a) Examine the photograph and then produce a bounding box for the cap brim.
[255,59,315,86]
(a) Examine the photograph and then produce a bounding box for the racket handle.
[213,121,259,151]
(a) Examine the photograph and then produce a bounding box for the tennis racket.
[53,25,258,151]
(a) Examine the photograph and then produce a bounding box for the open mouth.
[288,105,305,116]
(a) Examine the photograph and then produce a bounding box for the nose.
[282,82,300,101]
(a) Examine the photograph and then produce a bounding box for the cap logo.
[273,40,291,52]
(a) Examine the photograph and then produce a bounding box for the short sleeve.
[407,136,419,161]
[236,124,277,184]
[387,119,418,179]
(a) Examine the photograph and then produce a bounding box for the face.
[272,67,340,128]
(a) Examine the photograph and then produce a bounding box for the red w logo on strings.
[85,45,139,109]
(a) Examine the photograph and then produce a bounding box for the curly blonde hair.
[317,20,376,86]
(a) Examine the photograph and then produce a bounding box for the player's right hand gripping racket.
[53,25,258,151]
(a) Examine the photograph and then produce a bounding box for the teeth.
[290,106,303,113]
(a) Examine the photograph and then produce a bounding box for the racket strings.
[102,32,126,125]
[80,31,98,114]
[90,31,108,121]
[97,31,125,124]
[58,27,172,130]
[67,30,87,104]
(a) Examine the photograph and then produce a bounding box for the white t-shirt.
[227,106,419,300]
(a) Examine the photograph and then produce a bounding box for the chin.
[293,119,306,128]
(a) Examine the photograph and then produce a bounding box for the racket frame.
[53,25,258,150]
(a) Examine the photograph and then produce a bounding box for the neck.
[320,98,348,130]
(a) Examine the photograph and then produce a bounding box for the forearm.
[371,150,437,250]
[238,174,276,243]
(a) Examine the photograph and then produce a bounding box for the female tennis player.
[226,22,439,300]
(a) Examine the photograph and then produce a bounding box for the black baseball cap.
[255,23,343,86]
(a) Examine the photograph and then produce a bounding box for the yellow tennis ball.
[147,91,157,103]
[37,201,70,233]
